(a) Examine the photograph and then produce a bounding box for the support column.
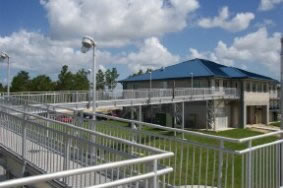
[138,105,142,130]
[173,103,176,128]
[131,107,136,129]
[266,104,269,125]
[181,102,185,139]
[240,81,246,128]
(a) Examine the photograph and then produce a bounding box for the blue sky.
[0,0,282,83]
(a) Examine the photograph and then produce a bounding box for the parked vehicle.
[56,115,72,123]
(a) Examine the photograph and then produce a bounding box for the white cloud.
[188,28,281,74]
[0,31,179,78]
[259,0,283,11]
[0,30,116,79]
[41,0,199,47]
[118,37,180,72]
[198,6,255,32]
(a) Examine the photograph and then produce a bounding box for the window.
[252,83,256,92]
[223,80,227,88]
[215,80,219,88]
[263,84,267,92]
[246,82,250,92]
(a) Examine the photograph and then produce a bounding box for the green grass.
[35,117,279,187]
[92,120,279,186]
[269,121,280,127]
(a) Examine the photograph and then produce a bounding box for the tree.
[73,69,89,90]
[129,69,144,78]
[30,75,55,91]
[0,83,5,92]
[96,69,105,90]
[56,65,74,90]
[11,71,30,92]
[105,68,119,90]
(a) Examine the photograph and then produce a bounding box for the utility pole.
[280,35,283,186]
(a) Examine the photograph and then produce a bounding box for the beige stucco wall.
[244,92,269,105]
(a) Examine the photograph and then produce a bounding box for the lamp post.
[190,72,194,88]
[149,71,152,97]
[0,52,10,96]
[280,36,283,186]
[81,36,96,120]
[87,69,92,109]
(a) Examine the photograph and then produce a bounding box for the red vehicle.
[56,115,73,123]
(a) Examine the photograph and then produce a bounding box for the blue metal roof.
[120,58,276,82]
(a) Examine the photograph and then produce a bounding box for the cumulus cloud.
[188,28,281,73]
[0,30,116,78]
[41,0,199,47]
[259,0,283,11]
[118,37,180,72]
[0,31,179,78]
[198,6,255,32]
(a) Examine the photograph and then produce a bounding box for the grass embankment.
[38,117,279,187]
[269,121,280,127]
[93,120,278,186]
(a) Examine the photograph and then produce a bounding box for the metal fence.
[0,100,173,188]
[1,97,283,188]
[1,88,240,106]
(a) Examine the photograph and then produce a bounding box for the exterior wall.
[124,78,211,89]
[123,77,278,130]
[184,101,207,129]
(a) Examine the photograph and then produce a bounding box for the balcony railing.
[0,97,282,188]
[1,88,240,107]
[0,100,173,187]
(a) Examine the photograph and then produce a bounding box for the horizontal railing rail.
[0,152,173,188]
[1,97,282,188]
[1,88,240,106]
[0,101,173,187]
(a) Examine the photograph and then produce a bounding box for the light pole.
[87,69,92,109]
[81,36,96,120]
[0,52,10,96]
[280,36,283,186]
[149,71,152,95]
[190,72,194,88]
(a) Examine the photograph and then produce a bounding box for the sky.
[0,0,282,84]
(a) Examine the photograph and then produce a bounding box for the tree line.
[0,65,119,92]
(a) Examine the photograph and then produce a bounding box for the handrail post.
[148,159,158,188]
[21,113,27,160]
[63,128,71,171]
[247,140,252,188]
[217,140,224,188]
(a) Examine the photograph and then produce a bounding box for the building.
[120,58,279,130]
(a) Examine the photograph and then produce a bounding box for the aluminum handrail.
[5,96,280,145]
[0,152,173,188]
[0,103,165,153]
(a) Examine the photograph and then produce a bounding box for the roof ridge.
[198,59,216,76]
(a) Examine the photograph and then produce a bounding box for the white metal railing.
[0,101,173,187]
[1,88,240,106]
[1,97,283,188]
[0,153,173,188]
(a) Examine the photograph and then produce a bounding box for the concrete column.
[219,79,223,92]
[131,107,136,129]
[173,103,176,128]
[266,104,270,125]
[211,79,215,90]
[240,81,246,128]
[182,102,185,139]
[138,105,142,130]
[242,104,247,128]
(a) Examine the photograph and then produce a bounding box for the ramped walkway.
[0,103,172,187]
[6,88,239,109]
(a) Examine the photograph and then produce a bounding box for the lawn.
[269,121,281,127]
[92,120,279,187]
[33,117,280,187]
